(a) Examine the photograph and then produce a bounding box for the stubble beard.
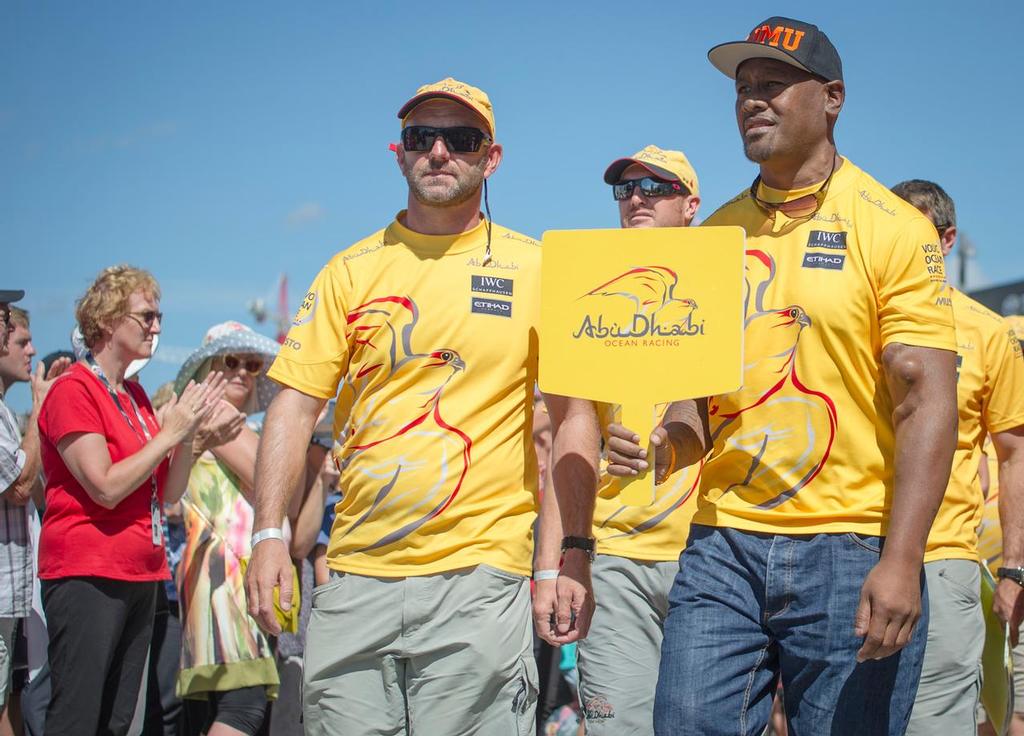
[407,159,487,208]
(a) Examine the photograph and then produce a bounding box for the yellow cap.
[603,145,700,196]
[397,77,495,137]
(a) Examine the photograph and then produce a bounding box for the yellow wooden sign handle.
[618,403,657,507]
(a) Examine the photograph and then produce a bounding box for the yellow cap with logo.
[603,145,700,196]
[397,77,495,137]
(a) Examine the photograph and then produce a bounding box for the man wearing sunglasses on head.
[246,78,595,735]
[605,17,958,736]
[533,145,701,735]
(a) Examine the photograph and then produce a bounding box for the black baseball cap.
[0,290,24,303]
[708,16,843,82]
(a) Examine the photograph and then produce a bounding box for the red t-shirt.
[38,362,170,581]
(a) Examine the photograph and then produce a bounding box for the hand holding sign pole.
[539,226,745,506]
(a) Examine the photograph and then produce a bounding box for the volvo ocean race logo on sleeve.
[572,266,703,347]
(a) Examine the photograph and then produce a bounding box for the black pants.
[42,577,157,736]
[143,586,183,736]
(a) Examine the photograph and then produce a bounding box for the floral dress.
[177,455,278,698]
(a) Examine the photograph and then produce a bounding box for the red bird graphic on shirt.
[707,250,838,509]
[331,295,472,553]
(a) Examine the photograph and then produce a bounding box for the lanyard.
[85,354,164,547]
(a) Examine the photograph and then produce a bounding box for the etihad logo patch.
[471,275,513,297]
[807,230,848,250]
[802,253,845,271]
[471,297,512,318]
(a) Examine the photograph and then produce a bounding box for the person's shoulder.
[491,224,541,250]
[485,223,541,272]
[324,226,392,271]
[955,290,1015,336]
[846,163,933,231]
[40,364,96,417]
[702,189,755,227]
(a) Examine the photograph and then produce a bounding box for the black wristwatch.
[997,567,1024,587]
[561,536,596,562]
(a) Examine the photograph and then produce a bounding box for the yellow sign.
[980,564,1014,734]
[539,226,745,505]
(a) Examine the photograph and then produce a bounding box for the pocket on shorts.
[843,532,882,554]
[311,571,346,607]
[476,564,527,585]
[937,562,981,603]
[511,655,539,735]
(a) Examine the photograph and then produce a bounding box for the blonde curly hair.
[76,265,161,348]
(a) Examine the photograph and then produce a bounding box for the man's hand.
[245,538,293,636]
[993,577,1024,646]
[552,552,595,644]
[606,423,673,482]
[854,559,922,661]
[532,578,562,646]
[30,357,71,408]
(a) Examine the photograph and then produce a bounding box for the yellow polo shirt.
[268,213,541,577]
[695,158,956,535]
[925,289,1024,562]
[592,402,700,561]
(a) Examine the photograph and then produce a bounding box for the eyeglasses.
[612,177,687,202]
[127,310,163,329]
[401,125,491,153]
[749,157,837,219]
[221,354,264,373]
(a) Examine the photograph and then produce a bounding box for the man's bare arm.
[544,393,600,641]
[855,343,957,661]
[991,426,1024,643]
[246,387,325,634]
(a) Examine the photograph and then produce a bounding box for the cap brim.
[708,41,813,79]
[397,92,492,134]
[603,158,679,185]
[0,290,24,303]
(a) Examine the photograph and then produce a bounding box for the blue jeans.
[654,525,928,736]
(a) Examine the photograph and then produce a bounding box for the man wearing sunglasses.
[888,179,1024,735]
[247,78,594,735]
[605,17,958,735]
[533,145,700,735]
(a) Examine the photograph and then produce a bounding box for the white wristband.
[533,569,560,581]
[251,528,285,547]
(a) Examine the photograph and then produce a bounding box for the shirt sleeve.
[874,215,957,352]
[39,375,106,446]
[0,406,25,492]
[984,320,1024,434]
[267,262,351,399]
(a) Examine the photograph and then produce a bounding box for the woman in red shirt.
[37,266,226,736]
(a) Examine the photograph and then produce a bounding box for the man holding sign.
[607,17,958,735]
[534,145,701,734]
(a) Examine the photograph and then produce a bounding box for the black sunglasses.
[612,177,686,201]
[401,125,491,153]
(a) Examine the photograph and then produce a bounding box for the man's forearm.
[547,397,600,538]
[5,408,43,505]
[882,345,957,563]
[662,398,710,471]
[994,430,1024,567]
[253,390,324,531]
[535,472,564,570]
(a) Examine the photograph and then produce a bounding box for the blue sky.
[4,2,1022,412]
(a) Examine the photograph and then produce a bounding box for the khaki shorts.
[906,559,985,735]
[303,564,537,735]
[577,554,678,735]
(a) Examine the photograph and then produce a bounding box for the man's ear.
[940,225,958,258]
[824,80,845,118]
[483,143,503,179]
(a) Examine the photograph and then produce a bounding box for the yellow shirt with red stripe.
[268,214,541,577]
[925,289,1024,562]
[695,158,956,535]
[592,402,700,561]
